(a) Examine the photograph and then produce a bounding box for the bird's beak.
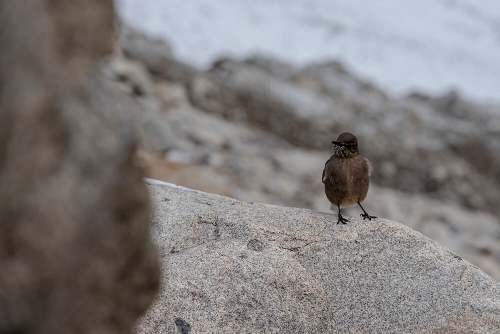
[331,140,341,146]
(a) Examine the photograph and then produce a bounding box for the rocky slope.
[136,182,500,333]
[116,0,500,103]
[102,27,500,280]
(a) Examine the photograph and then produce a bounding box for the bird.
[322,132,376,224]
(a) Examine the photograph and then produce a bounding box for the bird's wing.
[364,158,373,176]
[322,156,333,183]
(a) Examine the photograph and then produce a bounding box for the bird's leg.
[337,204,349,224]
[358,202,377,220]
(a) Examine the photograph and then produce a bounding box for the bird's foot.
[360,212,377,221]
[337,214,349,224]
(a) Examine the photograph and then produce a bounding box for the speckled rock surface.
[136,182,500,333]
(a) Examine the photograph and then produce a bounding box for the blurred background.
[106,0,500,279]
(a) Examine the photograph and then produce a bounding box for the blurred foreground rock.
[0,2,159,333]
[137,183,500,333]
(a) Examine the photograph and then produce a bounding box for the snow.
[115,0,500,104]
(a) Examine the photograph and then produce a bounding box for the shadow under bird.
[322,132,376,224]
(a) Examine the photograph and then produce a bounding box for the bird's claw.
[360,213,377,221]
[337,215,349,224]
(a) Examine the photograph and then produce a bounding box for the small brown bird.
[322,132,376,224]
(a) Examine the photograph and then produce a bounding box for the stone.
[140,111,177,153]
[154,81,189,109]
[0,1,159,333]
[119,26,198,85]
[135,183,500,333]
[104,56,155,98]
[189,59,343,148]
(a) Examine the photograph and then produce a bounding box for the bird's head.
[332,132,359,157]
